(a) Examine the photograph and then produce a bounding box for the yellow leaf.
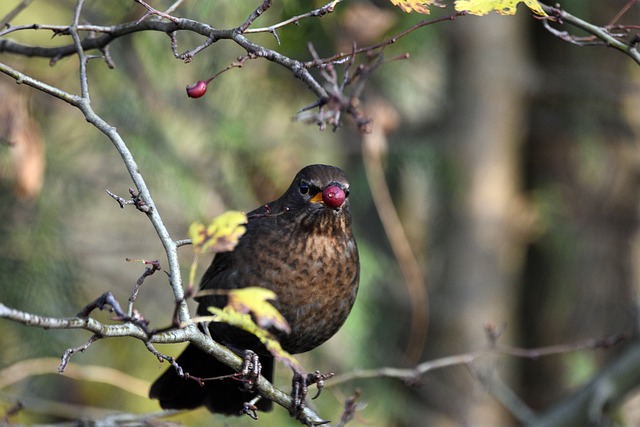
[207,304,301,372]
[227,287,291,333]
[189,211,247,254]
[454,0,547,16]
[388,0,444,14]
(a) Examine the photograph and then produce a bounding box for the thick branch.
[0,19,181,59]
[230,32,328,100]
[0,17,329,101]
[0,302,154,341]
[0,302,327,425]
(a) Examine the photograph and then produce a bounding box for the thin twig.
[335,388,361,427]
[164,0,186,15]
[70,0,90,99]
[237,0,273,34]
[302,11,465,69]
[59,334,101,372]
[0,0,34,29]
[329,332,628,387]
[362,103,428,364]
[245,0,342,35]
[135,0,180,24]
[541,3,640,65]
[607,0,638,26]
[127,259,161,316]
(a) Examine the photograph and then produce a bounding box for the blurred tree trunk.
[521,2,640,412]
[422,14,532,425]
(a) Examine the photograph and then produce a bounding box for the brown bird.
[149,164,360,415]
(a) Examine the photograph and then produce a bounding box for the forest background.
[1,0,640,426]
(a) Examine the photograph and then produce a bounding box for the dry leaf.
[389,0,444,14]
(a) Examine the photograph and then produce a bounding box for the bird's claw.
[290,370,335,417]
[237,350,262,392]
[241,401,259,420]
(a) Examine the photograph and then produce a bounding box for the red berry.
[322,185,345,208]
[186,80,207,98]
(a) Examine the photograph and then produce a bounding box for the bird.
[149,164,360,415]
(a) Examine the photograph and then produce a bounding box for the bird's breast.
[257,230,359,353]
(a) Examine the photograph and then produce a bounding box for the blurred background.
[1,0,640,426]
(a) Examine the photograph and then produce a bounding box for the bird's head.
[287,164,350,208]
[279,164,352,231]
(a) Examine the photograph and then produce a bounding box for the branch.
[0,301,328,425]
[0,62,80,105]
[541,3,640,65]
[527,342,640,426]
[0,18,329,101]
[329,333,628,386]
[245,0,341,36]
[0,302,155,341]
[0,0,34,29]
[301,11,465,69]
[361,101,428,364]
[237,0,273,34]
[0,5,328,419]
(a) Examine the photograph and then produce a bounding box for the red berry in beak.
[186,80,207,98]
[322,185,345,208]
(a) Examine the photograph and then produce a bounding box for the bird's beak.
[310,192,324,204]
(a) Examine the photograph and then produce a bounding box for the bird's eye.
[299,182,310,195]
[343,187,350,198]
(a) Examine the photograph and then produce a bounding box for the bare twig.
[0,301,328,425]
[541,2,640,65]
[105,188,131,208]
[70,0,90,99]
[135,0,180,24]
[335,389,361,427]
[59,334,101,372]
[362,101,428,365]
[144,342,204,386]
[469,363,536,424]
[164,0,186,15]
[302,11,466,69]
[1,401,23,424]
[3,298,327,425]
[528,342,640,427]
[172,32,217,63]
[76,292,150,336]
[194,54,257,87]
[126,259,161,316]
[607,0,638,26]
[77,292,125,319]
[237,0,273,34]
[328,332,629,388]
[245,0,342,35]
[0,0,34,29]
[174,238,192,247]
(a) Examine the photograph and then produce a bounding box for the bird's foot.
[241,401,259,419]
[237,350,262,392]
[290,370,335,417]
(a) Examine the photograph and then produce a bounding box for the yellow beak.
[310,192,324,204]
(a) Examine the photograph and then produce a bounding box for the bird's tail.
[149,343,274,414]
